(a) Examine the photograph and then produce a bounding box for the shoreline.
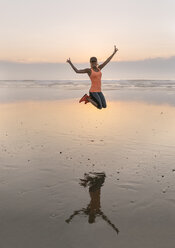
[0,86,175,106]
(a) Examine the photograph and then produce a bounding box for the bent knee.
[97,106,102,109]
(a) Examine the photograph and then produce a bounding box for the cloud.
[0,61,68,80]
[0,56,175,80]
[103,56,175,79]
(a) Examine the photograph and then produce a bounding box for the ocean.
[0,79,175,89]
[0,80,175,105]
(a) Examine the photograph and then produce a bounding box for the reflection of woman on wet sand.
[65,172,119,234]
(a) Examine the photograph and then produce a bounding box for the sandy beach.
[0,84,175,248]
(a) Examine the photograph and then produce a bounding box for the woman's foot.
[79,94,88,103]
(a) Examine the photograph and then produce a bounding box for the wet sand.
[0,88,175,248]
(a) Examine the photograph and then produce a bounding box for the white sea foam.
[0,80,175,89]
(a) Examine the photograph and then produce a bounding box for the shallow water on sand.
[0,93,175,248]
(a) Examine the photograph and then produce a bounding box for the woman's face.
[90,61,98,67]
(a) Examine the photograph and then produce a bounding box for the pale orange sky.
[0,0,175,63]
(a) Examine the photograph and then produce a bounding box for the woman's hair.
[90,57,97,63]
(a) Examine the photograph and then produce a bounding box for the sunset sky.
[0,0,175,79]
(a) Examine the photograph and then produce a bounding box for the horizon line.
[0,55,175,64]
[0,78,175,81]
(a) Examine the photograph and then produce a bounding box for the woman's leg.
[97,92,107,108]
[87,97,98,107]
[89,92,103,109]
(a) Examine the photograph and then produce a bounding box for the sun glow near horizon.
[1,37,175,64]
[0,0,175,64]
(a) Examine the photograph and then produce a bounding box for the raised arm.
[98,45,118,70]
[66,58,90,74]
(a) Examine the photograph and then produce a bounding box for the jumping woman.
[66,45,118,109]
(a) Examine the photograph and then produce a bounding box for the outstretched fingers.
[114,45,118,53]
[66,57,71,63]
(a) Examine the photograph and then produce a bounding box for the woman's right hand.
[66,58,71,64]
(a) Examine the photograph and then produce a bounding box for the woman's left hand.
[114,45,118,53]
